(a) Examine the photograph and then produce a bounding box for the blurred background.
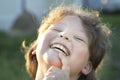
[0,0,120,80]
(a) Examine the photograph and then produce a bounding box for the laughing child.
[24,5,111,80]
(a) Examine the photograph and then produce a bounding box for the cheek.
[70,44,89,75]
[37,31,56,53]
[36,31,58,63]
[70,54,89,76]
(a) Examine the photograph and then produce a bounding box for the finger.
[45,66,53,77]
[46,66,54,73]
[43,76,56,80]
[59,53,70,74]
[45,66,60,79]
[46,66,58,75]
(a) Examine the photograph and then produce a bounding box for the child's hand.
[42,53,70,80]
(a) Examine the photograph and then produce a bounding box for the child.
[24,5,111,80]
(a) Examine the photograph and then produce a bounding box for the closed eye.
[74,36,85,43]
[51,28,62,32]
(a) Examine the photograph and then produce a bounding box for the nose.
[59,33,71,41]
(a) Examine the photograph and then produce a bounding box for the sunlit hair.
[24,5,111,80]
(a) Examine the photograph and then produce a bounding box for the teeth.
[50,43,69,56]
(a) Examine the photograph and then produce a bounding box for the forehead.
[55,15,85,32]
[59,15,81,25]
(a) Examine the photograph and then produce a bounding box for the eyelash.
[74,36,84,42]
[51,28,61,32]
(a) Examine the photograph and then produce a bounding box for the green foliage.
[0,31,37,80]
[100,13,120,27]
[97,13,120,80]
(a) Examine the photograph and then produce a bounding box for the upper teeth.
[50,43,68,56]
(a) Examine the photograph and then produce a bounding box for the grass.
[0,31,37,80]
[0,13,120,80]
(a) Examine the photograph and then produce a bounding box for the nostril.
[60,35,63,37]
[60,34,69,41]
[65,37,69,40]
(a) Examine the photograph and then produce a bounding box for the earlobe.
[32,50,36,55]
[81,61,92,75]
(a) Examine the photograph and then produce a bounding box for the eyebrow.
[56,21,66,26]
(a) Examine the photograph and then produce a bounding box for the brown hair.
[24,5,111,80]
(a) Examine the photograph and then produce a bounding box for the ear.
[32,50,36,55]
[81,61,92,75]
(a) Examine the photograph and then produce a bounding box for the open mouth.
[50,43,70,56]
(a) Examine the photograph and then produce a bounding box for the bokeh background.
[0,0,120,80]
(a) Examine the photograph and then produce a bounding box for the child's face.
[36,15,90,77]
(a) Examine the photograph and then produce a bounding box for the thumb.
[59,53,70,74]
